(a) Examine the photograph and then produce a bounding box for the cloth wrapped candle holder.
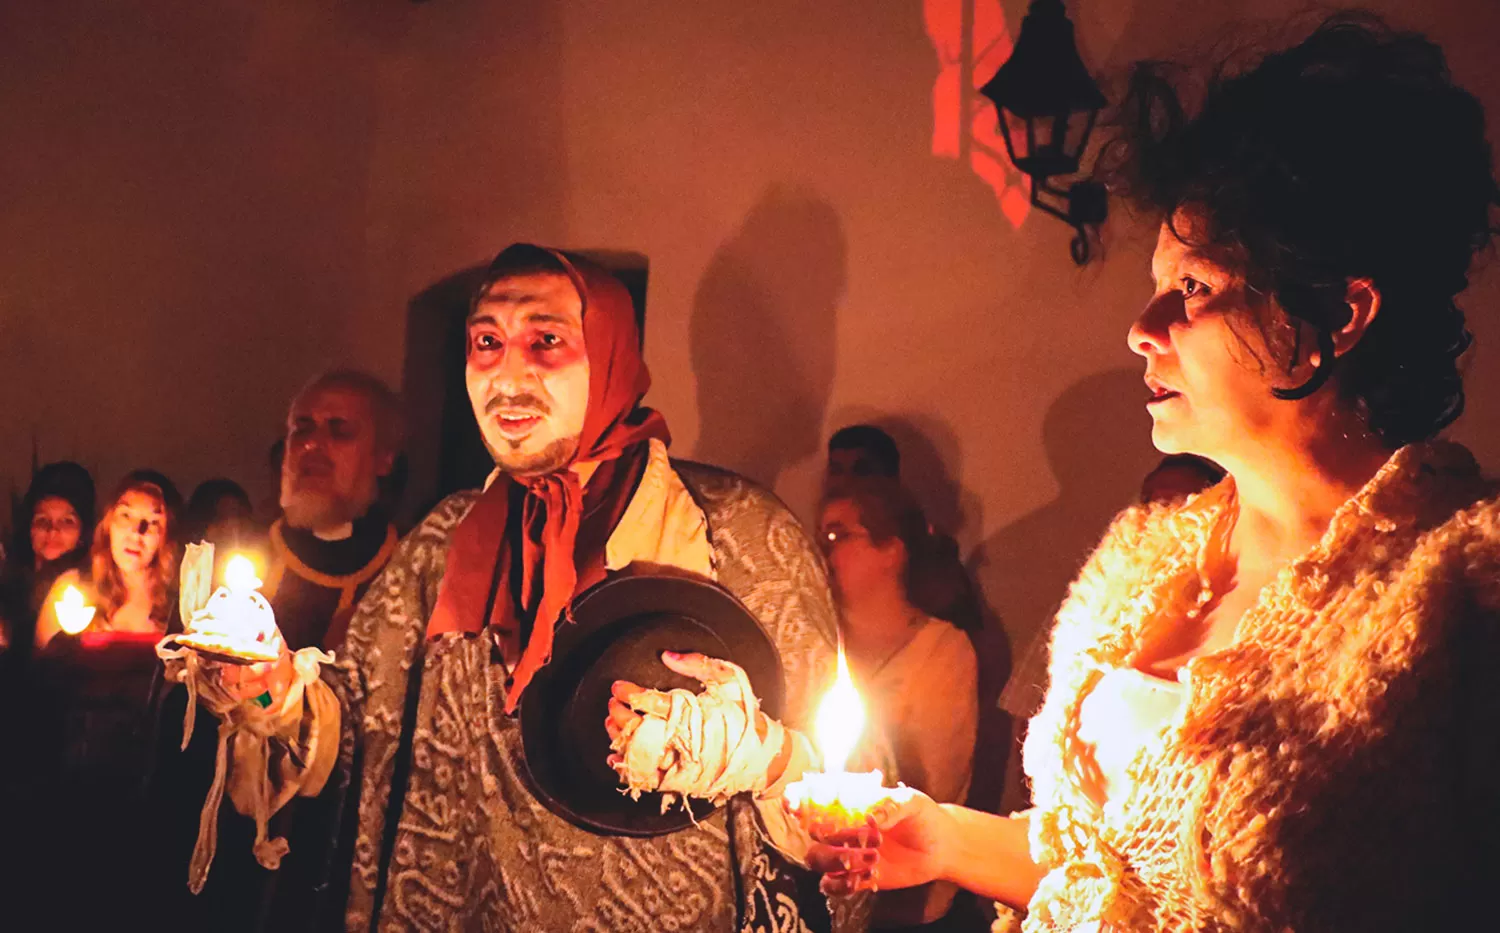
[155,542,336,892]
[154,642,333,892]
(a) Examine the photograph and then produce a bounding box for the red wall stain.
[924,0,1031,229]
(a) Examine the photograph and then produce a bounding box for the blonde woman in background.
[821,476,979,928]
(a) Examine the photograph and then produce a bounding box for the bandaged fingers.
[660,650,752,699]
[604,697,638,745]
[659,650,769,739]
[660,650,740,683]
[606,654,783,805]
[611,679,672,717]
[606,680,672,749]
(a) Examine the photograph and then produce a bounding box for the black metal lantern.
[980,0,1107,264]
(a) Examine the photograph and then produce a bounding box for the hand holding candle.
[54,583,97,636]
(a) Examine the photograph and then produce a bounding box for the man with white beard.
[144,371,405,933]
[265,370,401,650]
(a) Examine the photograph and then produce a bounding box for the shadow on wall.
[966,367,1155,814]
[870,414,983,543]
[689,186,847,491]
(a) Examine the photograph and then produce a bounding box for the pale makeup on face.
[110,490,165,576]
[31,496,82,564]
[465,273,591,477]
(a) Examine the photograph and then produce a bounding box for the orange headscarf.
[425,245,670,712]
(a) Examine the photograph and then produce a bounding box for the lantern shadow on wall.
[925,0,1032,231]
[927,0,1108,264]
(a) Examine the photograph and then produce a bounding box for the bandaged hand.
[607,650,793,811]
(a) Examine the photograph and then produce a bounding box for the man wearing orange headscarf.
[195,245,844,933]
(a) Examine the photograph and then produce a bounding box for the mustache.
[294,451,335,476]
[485,392,550,416]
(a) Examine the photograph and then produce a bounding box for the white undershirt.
[312,522,354,542]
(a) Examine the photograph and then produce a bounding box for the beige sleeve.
[902,628,979,805]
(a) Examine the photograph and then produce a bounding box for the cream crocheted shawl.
[1018,441,1500,932]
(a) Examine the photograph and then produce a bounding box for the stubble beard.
[491,434,581,479]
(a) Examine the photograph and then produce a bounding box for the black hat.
[519,570,785,837]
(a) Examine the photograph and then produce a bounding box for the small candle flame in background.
[224,553,262,593]
[815,646,866,773]
[55,583,97,635]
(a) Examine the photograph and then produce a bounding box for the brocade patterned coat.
[331,461,843,933]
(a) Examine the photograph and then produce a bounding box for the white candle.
[175,551,282,662]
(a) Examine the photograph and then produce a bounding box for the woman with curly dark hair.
[809,14,1500,932]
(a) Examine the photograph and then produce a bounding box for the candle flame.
[55,583,97,635]
[224,554,262,593]
[813,646,865,773]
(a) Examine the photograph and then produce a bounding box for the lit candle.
[173,550,282,663]
[223,553,262,594]
[783,647,897,841]
[55,584,97,636]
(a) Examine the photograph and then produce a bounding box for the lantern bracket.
[979,0,1108,265]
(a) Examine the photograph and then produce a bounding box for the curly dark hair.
[1102,12,1500,446]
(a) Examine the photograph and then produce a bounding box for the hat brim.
[519,571,785,837]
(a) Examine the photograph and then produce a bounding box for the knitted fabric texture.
[1017,441,1500,932]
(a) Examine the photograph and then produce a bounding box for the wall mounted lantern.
[980,0,1107,264]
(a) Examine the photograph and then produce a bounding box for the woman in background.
[36,473,176,648]
[19,473,180,925]
[186,477,260,552]
[820,476,979,928]
[0,461,95,655]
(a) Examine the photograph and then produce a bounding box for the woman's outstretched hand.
[807,789,957,896]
